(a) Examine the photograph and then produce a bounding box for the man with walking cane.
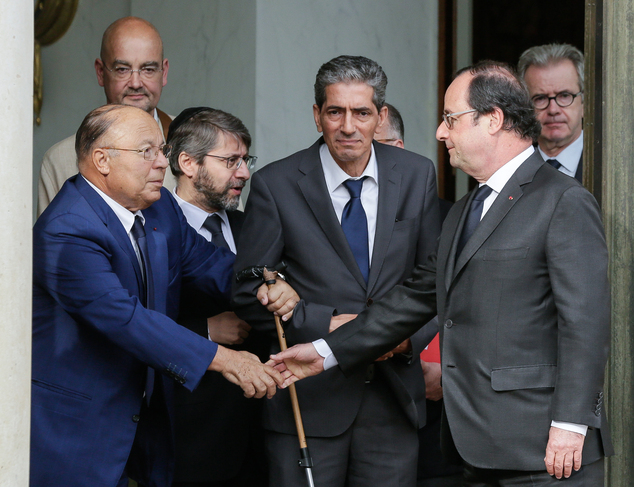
[232,55,441,487]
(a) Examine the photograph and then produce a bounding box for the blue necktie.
[131,215,155,404]
[457,184,493,257]
[342,178,369,283]
[546,159,562,170]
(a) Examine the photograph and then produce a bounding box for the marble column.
[602,0,634,485]
[0,3,33,486]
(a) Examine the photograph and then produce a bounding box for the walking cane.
[262,267,315,487]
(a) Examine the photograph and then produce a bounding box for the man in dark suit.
[271,61,612,486]
[518,44,584,182]
[31,104,289,487]
[167,107,295,486]
[232,55,441,487]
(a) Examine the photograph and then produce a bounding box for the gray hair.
[518,43,584,91]
[167,108,251,178]
[314,55,388,111]
[383,103,404,141]
[75,104,130,163]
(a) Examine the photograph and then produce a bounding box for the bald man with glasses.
[38,16,177,216]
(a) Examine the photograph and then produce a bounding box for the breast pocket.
[483,247,530,261]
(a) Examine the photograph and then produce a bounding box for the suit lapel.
[143,217,168,314]
[74,176,146,296]
[367,143,400,294]
[227,210,245,248]
[297,140,367,289]
[440,194,469,291]
[449,152,542,283]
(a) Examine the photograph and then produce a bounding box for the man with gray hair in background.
[232,55,441,486]
[518,43,585,182]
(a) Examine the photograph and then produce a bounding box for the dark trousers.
[266,375,418,487]
[462,458,604,486]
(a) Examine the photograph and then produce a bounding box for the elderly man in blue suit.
[31,104,296,487]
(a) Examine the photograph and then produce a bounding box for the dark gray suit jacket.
[232,139,441,436]
[326,152,612,470]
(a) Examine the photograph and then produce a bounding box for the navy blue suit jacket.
[31,175,235,487]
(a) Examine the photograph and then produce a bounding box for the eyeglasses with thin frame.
[104,63,164,81]
[442,109,477,129]
[101,144,172,161]
[532,91,583,110]
[376,138,399,144]
[204,154,257,171]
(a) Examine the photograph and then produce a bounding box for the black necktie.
[546,159,562,170]
[202,214,230,250]
[341,178,369,283]
[457,184,493,257]
[130,216,154,309]
[130,215,155,404]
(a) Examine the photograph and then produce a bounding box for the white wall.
[255,0,439,167]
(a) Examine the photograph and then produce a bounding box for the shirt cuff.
[313,338,338,369]
[551,421,588,436]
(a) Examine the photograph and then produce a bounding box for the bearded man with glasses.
[38,16,177,216]
[518,43,585,182]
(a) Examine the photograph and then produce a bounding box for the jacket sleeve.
[231,171,336,343]
[34,211,224,392]
[326,256,439,376]
[546,185,610,427]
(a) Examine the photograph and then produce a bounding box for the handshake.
[208,279,300,399]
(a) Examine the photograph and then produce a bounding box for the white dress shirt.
[320,142,379,262]
[537,130,583,179]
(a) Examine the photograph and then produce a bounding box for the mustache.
[122,88,150,97]
[229,179,246,189]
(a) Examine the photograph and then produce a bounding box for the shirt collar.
[172,188,228,231]
[484,145,535,193]
[537,130,583,173]
[82,175,144,232]
[320,142,378,195]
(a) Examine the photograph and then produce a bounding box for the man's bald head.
[76,104,168,211]
[100,17,163,62]
[95,17,169,113]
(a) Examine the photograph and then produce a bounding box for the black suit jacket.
[233,139,441,436]
[173,210,269,484]
[326,152,612,470]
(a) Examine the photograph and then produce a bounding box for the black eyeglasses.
[204,154,257,170]
[101,144,172,161]
[532,91,583,110]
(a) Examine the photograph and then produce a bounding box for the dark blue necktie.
[341,178,369,283]
[202,213,230,250]
[131,215,156,404]
[546,159,562,170]
[457,184,493,257]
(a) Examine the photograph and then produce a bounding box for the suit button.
[366,298,374,307]
[179,378,186,384]
[444,319,453,328]
[132,414,140,423]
